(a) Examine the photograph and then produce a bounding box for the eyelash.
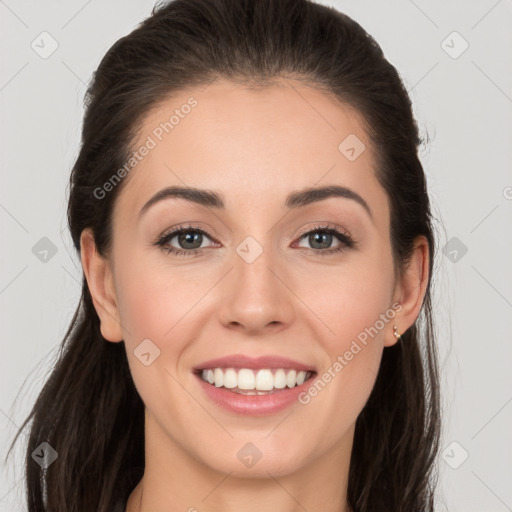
[154,223,357,257]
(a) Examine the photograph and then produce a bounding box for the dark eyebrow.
[139,184,372,220]
[285,185,372,220]
[139,186,224,218]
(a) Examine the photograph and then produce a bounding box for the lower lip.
[194,372,316,416]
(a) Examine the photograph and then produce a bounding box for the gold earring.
[393,325,401,340]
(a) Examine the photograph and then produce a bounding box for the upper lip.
[193,354,316,372]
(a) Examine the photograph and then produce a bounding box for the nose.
[217,242,295,335]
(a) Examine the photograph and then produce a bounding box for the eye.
[294,224,356,255]
[154,224,217,257]
[153,223,357,257]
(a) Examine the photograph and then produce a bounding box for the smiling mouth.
[194,367,316,395]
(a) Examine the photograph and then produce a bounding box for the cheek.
[112,255,217,399]
[114,254,206,344]
[304,255,394,398]
[305,259,394,344]
[298,270,391,431]
[112,258,202,414]
[333,279,392,343]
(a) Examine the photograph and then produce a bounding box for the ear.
[385,235,430,347]
[80,228,124,342]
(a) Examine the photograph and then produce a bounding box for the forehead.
[113,78,388,227]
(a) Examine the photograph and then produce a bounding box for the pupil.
[179,232,202,249]
[310,232,331,249]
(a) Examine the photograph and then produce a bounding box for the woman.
[11,0,441,510]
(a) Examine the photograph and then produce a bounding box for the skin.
[81,78,429,512]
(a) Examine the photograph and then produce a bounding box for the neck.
[126,414,355,512]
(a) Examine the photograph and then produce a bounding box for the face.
[86,78,412,479]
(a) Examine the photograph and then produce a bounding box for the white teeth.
[199,367,312,391]
[213,368,224,388]
[255,369,274,391]
[286,370,297,388]
[273,369,287,389]
[223,368,237,389]
[238,369,255,390]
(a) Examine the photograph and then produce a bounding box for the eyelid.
[153,223,225,259]
[154,221,357,256]
[294,222,352,240]
[158,223,214,240]
[293,223,357,251]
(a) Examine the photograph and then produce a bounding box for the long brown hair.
[8,0,441,510]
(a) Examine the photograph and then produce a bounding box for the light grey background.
[1,1,511,511]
